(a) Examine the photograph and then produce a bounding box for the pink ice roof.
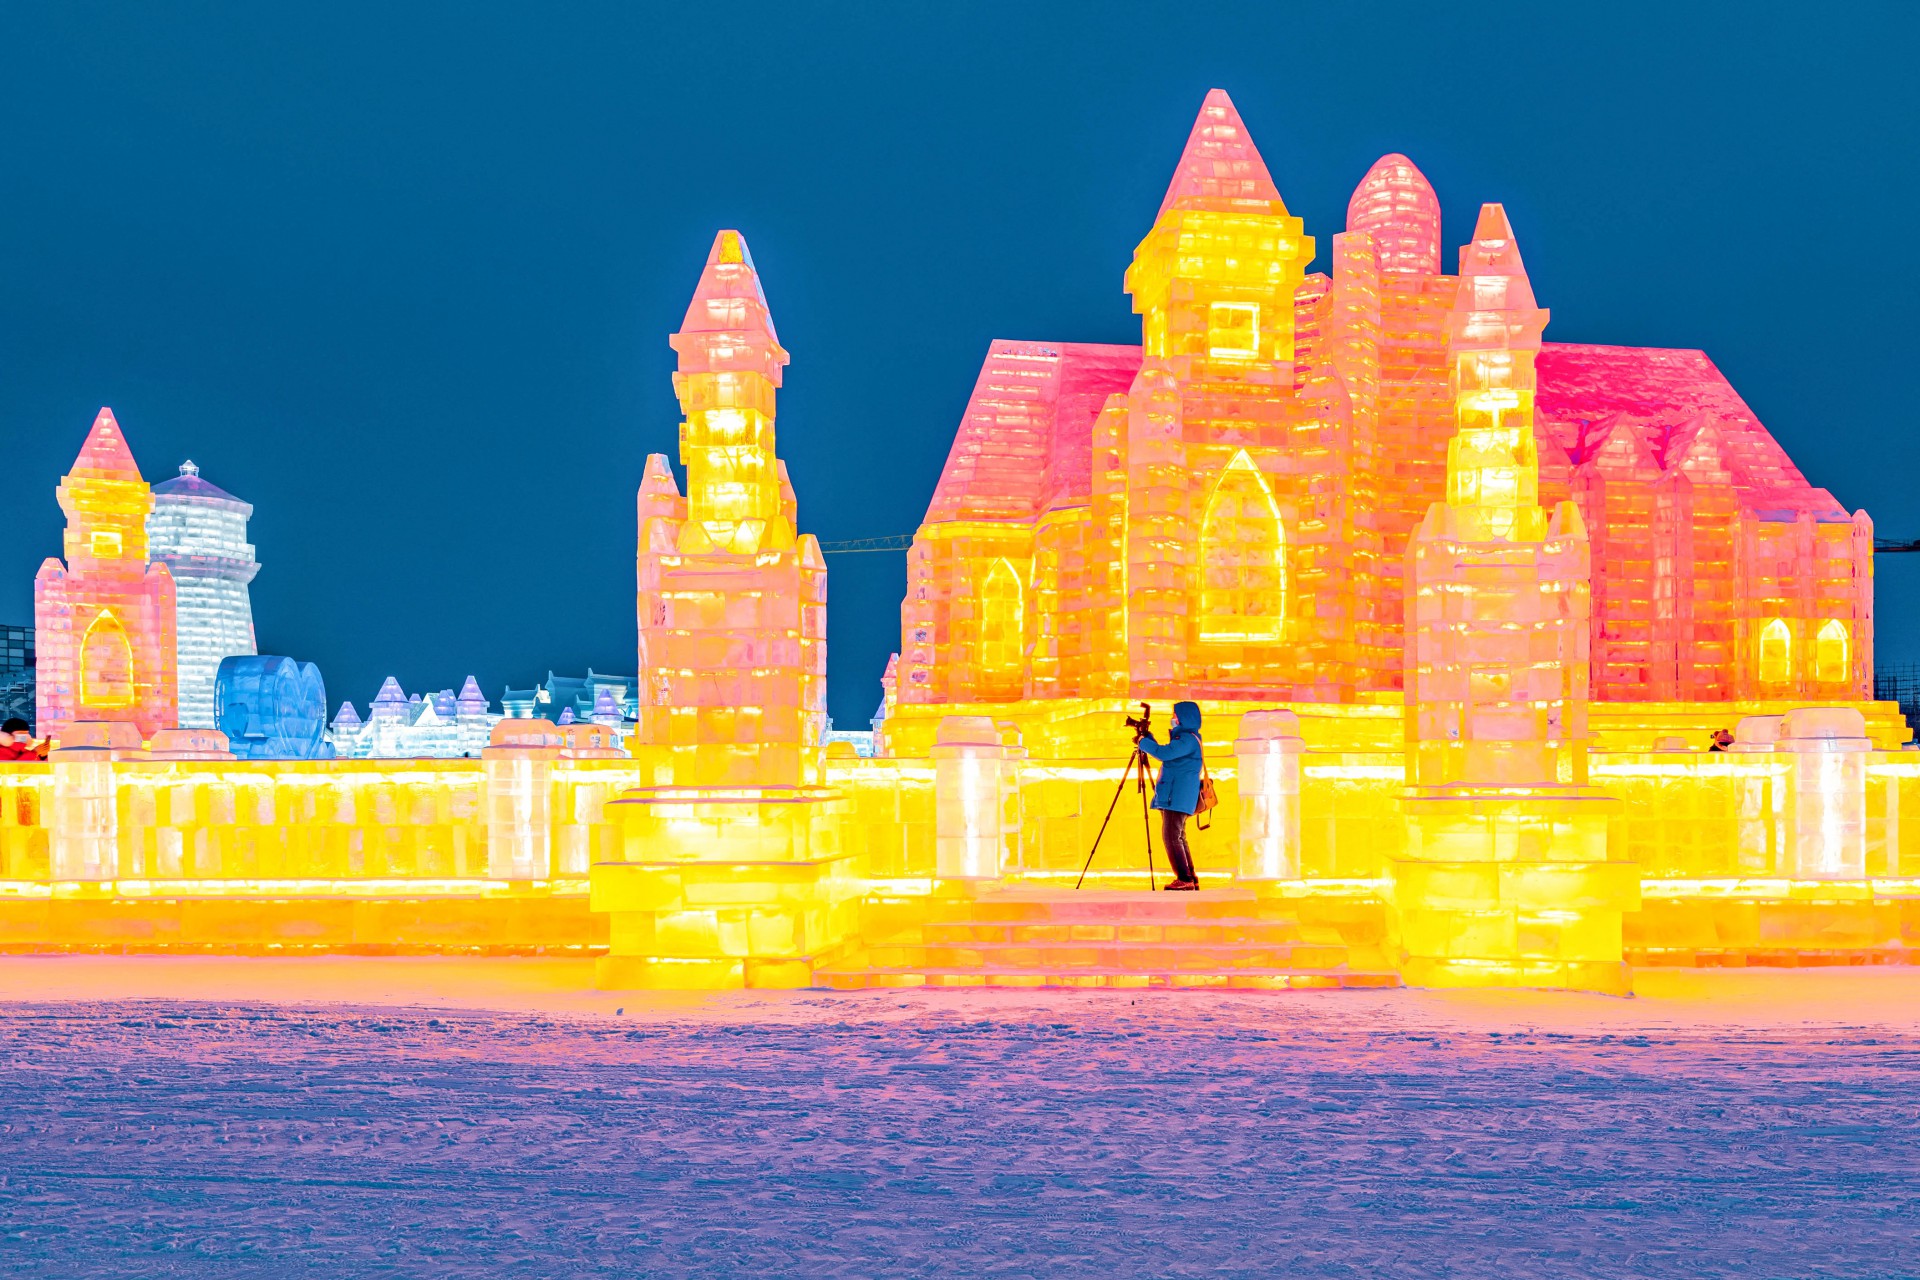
[1158,89,1287,217]
[69,407,142,481]
[920,340,1844,525]
[1535,343,1841,515]
[678,229,779,342]
[922,342,1141,524]
[670,229,789,386]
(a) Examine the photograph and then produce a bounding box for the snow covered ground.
[0,961,1916,1277]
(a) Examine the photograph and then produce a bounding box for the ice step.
[814,886,1392,989]
[930,889,1281,926]
[922,918,1330,946]
[865,941,1351,969]
[816,967,1402,991]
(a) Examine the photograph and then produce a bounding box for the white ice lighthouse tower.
[148,461,260,728]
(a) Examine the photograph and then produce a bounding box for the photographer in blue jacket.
[1134,700,1203,890]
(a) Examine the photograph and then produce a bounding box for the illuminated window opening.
[90,529,123,558]
[1199,450,1286,643]
[979,558,1025,674]
[1815,619,1850,684]
[81,610,136,709]
[1207,302,1260,359]
[1758,618,1792,685]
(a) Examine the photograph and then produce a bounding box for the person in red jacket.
[0,719,45,761]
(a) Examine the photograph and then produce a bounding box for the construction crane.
[817,534,914,554]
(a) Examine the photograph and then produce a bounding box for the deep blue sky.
[3,2,1914,725]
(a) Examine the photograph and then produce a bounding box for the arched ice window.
[979,558,1025,675]
[1758,618,1793,686]
[1815,619,1850,684]
[81,610,135,709]
[1199,450,1286,644]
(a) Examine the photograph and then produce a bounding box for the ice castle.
[899,95,1870,710]
[5,92,1913,997]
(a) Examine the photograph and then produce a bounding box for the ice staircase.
[813,886,1401,991]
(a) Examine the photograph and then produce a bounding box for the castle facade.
[899,91,1872,710]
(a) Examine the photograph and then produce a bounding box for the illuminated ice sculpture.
[34,409,178,741]
[214,655,328,760]
[3,91,1904,996]
[900,90,1873,710]
[597,230,848,990]
[328,676,500,758]
[149,461,260,729]
[630,229,828,786]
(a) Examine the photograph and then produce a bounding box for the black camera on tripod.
[1124,702,1152,743]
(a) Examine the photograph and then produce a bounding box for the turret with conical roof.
[59,409,154,573]
[34,408,178,740]
[1394,206,1627,995]
[1125,89,1313,367]
[369,677,410,721]
[670,229,794,556]
[455,676,489,718]
[1441,204,1551,543]
[1406,201,1589,784]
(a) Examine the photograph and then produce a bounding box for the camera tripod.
[1074,740,1158,891]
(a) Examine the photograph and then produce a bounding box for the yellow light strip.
[0,878,594,899]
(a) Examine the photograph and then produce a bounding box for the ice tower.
[1393,207,1637,994]
[1121,90,1355,700]
[596,230,851,991]
[149,461,260,729]
[631,229,828,786]
[34,409,178,740]
[901,90,1365,708]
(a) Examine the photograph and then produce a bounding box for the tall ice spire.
[670,229,794,555]
[1442,203,1551,541]
[1394,204,1627,995]
[632,231,827,787]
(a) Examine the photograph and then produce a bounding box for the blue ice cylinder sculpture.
[214,655,331,760]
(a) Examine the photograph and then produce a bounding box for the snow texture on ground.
[0,980,1916,1278]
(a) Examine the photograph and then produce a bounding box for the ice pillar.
[483,720,562,880]
[1234,709,1305,880]
[1778,707,1871,880]
[47,722,143,880]
[933,716,1007,880]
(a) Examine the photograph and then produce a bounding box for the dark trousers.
[1159,808,1197,884]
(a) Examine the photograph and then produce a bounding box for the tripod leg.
[1139,750,1156,891]
[1075,752,1142,890]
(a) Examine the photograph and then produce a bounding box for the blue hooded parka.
[1135,700,1203,815]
